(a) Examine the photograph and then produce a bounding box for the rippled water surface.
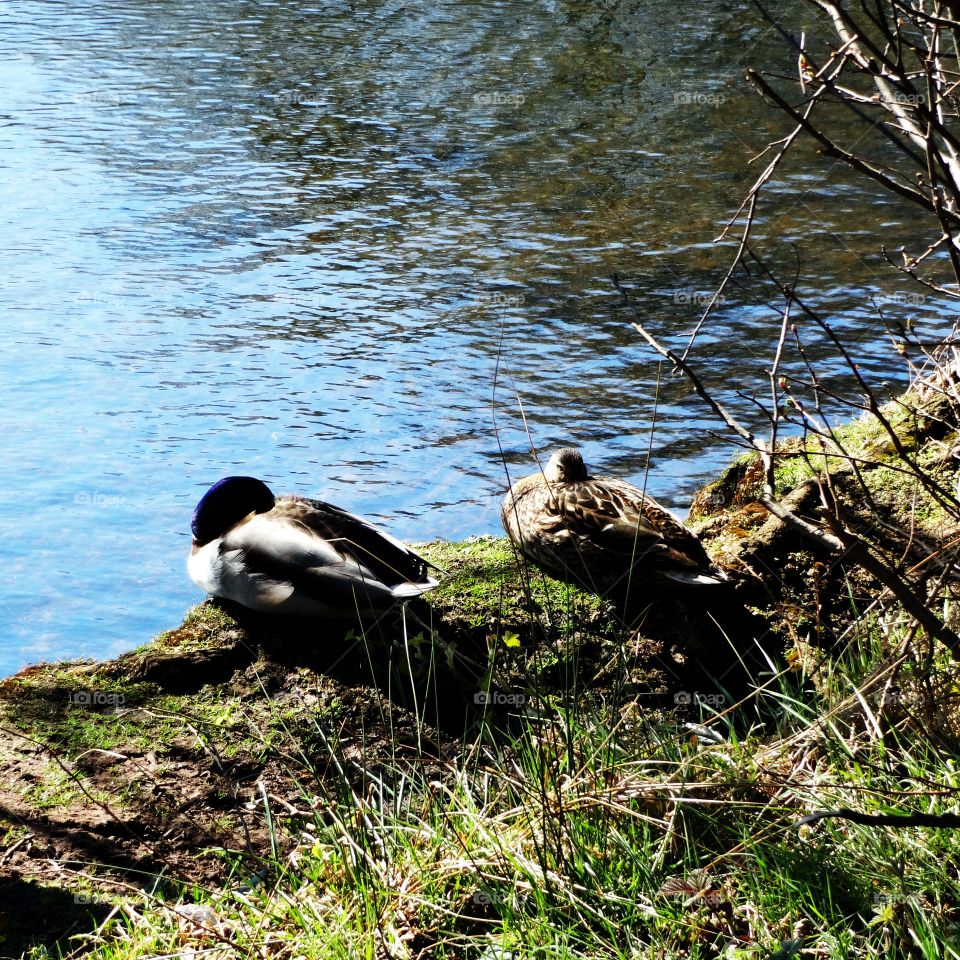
[1,0,951,675]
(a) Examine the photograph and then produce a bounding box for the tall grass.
[47,596,960,960]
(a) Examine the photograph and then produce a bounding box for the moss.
[150,600,241,652]
[689,451,763,520]
[690,393,959,539]
[418,535,619,640]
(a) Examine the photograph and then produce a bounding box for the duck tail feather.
[662,568,728,586]
[391,578,439,600]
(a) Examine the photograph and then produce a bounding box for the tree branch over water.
[622,0,960,657]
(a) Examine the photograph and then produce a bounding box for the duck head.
[191,476,276,546]
[544,447,589,483]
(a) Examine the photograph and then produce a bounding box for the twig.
[818,505,960,654]
[617,272,960,656]
[746,68,950,221]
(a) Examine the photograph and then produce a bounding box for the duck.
[188,476,438,617]
[501,448,726,597]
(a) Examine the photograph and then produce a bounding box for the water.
[1,0,952,675]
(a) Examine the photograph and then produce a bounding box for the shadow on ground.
[0,874,112,958]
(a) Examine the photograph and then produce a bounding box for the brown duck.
[501,448,726,596]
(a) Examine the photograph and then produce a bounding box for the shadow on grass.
[0,873,112,958]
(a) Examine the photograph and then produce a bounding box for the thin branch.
[819,504,960,653]
[746,68,951,220]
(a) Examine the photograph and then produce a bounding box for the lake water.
[1,0,950,675]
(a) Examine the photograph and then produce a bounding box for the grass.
[419,535,619,638]
[19,603,960,960]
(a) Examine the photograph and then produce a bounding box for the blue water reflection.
[0,0,950,674]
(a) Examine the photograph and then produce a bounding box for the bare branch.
[746,68,946,220]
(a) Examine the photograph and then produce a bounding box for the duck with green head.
[189,476,438,617]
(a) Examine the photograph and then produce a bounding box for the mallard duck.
[501,448,726,596]
[188,476,438,616]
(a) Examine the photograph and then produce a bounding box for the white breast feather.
[189,509,436,615]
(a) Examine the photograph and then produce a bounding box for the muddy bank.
[3,386,959,957]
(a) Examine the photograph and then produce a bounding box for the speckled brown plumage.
[501,448,726,597]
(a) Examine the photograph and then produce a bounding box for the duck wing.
[275,496,436,589]
[210,499,436,614]
[554,478,712,572]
